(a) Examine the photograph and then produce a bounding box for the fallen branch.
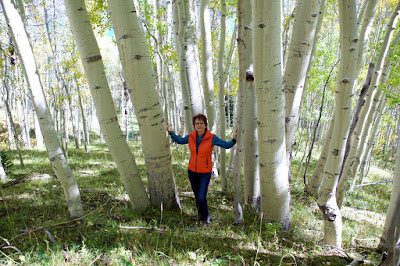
[119,226,166,232]
[1,177,27,188]
[0,198,111,249]
[355,180,393,188]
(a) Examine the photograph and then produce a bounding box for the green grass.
[0,141,391,265]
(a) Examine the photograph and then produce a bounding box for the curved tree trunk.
[1,0,83,218]
[336,12,400,206]
[284,0,320,170]
[108,0,180,209]
[63,0,150,211]
[356,0,379,75]
[317,0,358,247]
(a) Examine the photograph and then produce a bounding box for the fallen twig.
[1,177,27,188]
[119,226,166,232]
[355,180,392,187]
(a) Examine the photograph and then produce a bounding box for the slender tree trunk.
[218,0,227,191]
[232,82,245,225]
[200,0,216,131]
[336,12,400,206]
[317,0,358,247]
[108,0,180,209]
[1,0,83,218]
[336,64,375,207]
[284,0,320,171]
[379,190,400,266]
[76,83,88,152]
[63,0,150,211]
[356,0,379,75]
[174,0,193,133]
[181,0,204,115]
[253,0,290,230]
[360,97,387,184]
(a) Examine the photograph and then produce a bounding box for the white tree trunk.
[317,0,358,247]
[379,191,400,266]
[284,0,319,165]
[336,10,400,206]
[253,0,290,229]
[200,0,216,131]
[181,0,204,115]
[63,0,150,211]
[218,0,227,191]
[238,0,259,210]
[232,84,245,224]
[174,0,193,133]
[34,113,44,149]
[360,98,387,184]
[1,0,83,218]
[356,0,379,75]
[305,119,333,197]
[0,154,7,180]
[108,0,180,209]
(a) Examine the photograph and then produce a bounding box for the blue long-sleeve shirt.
[169,130,236,150]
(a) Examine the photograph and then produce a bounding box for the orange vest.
[188,129,214,173]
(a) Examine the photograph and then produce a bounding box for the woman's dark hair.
[192,113,208,127]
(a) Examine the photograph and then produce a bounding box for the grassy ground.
[0,140,392,265]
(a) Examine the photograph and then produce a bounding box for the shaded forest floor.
[0,140,393,265]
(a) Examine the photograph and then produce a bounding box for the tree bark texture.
[284,0,320,167]
[200,0,216,132]
[253,0,290,230]
[108,0,180,209]
[218,0,227,191]
[1,0,83,218]
[63,0,150,211]
[317,0,358,247]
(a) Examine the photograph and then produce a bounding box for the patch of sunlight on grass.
[366,165,393,181]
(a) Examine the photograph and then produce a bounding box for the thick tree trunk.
[253,0,290,230]
[63,0,150,211]
[317,0,358,247]
[1,0,83,218]
[108,0,180,209]
[238,0,259,210]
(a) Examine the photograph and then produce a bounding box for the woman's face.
[194,118,206,135]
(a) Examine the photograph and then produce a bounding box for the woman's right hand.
[166,120,172,133]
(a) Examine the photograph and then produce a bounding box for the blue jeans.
[188,170,211,222]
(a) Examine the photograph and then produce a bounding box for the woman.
[166,113,237,224]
